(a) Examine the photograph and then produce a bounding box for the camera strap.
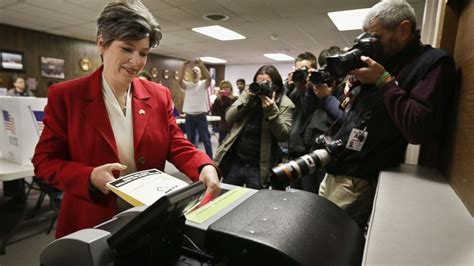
[339,77,360,112]
[321,78,359,137]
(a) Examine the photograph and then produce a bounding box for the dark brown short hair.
[318,46,342,67]
[295,52,317,68]
[97,0,162,48]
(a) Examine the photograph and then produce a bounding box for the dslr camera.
[249,80,274,97]
[308,65,334,85]
[270,135,345,190]
[308,32,383,85]
[326,32,383,78]
[292,66,309,85]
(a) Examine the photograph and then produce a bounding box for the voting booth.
[0,96,47,164]
[40,184,365,266]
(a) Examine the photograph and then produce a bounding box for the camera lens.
[248,81,273,97]
[293,69,308,84]
[308,70,332,85]
[270,149,330,190]
[249,82,260,94]
[325,32,383,78]
[326,49,362,78]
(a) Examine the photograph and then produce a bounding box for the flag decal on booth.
[2,109,16,135]
[28,106,45,136]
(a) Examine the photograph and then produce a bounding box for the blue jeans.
[223,162,261,189]
[185,113,213,158]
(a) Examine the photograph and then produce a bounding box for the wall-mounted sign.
[41,57,65,79]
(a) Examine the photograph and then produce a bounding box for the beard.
[383,35,403,58]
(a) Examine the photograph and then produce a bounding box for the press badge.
[346,128,368,151]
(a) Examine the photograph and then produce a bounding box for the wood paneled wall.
[0,24,101,96]
[144,55,225,112]
[0,23,225,112]
[438,1,474,215]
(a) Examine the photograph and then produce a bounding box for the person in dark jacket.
[214,65,294,189]
[211,80,237,144]
[318,0,456,229]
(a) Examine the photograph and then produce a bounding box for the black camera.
[270,135,345,190]
[308,65,334,85]
[249,80,273,97]
[326,32,384,78]
[292,66,309,85]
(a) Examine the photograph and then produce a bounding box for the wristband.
[376,71,391,88]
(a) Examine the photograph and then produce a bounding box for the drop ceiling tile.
[0,0,17,8]
[7,2,87,26]
[26,0,99,21]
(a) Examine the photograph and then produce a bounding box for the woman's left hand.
[199,165,221,199]
[260,91,276,108]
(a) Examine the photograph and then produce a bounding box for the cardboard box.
[0,96,47,164]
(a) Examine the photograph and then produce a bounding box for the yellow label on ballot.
[185,187,249,224]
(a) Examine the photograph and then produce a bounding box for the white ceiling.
[0,0,426,64]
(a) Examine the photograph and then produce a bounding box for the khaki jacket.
[214,92,294,186]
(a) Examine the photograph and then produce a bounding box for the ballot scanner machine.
[40,183,364,266]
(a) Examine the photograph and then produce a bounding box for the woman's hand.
[260,91,276,108]
[199,165,221,199]
[90,163,127,194]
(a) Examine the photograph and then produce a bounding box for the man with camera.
[281,52,324,192]
[315,0,456,229]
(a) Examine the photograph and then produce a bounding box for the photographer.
[304,46,345,149]
[214,65,294,189]
[318,0,456,229]
[281,52,322,192]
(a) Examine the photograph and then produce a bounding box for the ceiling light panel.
[328,8,371,31]
[192,25,246,41]
[200,56,227,63]
[263,53,294,61]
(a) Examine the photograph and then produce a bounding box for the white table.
[0,158,34,182]
[175,115,221,125]
[0,159,36,254]
[363,164,474,265]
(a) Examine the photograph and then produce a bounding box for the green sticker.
[185,187,249,223]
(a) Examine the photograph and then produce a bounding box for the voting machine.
[40,183,364,266]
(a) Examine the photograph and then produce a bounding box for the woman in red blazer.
[32,1,220,238]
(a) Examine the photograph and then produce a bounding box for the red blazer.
[33,67,213,238]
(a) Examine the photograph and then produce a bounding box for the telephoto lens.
[270,149,331,190]
[270,135,344,190]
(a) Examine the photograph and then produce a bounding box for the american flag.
[2,110,15,134]
[32,110,45,135]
